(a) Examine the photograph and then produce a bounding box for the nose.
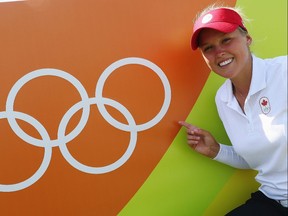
[215,45,225,57]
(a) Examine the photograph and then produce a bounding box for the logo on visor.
[202,14,213,24]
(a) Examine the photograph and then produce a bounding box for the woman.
[179,5,287,215]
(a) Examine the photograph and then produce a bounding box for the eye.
[222,37,231,44]
[202,45,213,52]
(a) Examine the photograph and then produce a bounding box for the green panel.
[241,0,287,57]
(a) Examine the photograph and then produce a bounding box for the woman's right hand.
[178,121,220,158]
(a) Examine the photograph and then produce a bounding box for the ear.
[246,34,252,45]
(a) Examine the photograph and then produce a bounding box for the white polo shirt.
[214,55,287,201]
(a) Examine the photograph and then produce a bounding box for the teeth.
[219,58,232,67]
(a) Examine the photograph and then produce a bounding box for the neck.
[231,54,253,97]
[233,84,249,98]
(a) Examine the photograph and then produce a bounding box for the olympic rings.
[0,57,171,192]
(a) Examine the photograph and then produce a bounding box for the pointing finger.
[178,121,191,128]
[178,121,198,130]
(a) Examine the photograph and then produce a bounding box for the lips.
[218,58,233,67]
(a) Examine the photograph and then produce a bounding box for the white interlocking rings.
[0,57,171,192]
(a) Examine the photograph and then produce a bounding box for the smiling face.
[198,28,252,80]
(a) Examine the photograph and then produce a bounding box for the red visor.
[191,8,247,50]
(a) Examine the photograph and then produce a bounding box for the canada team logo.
[259,97,271,114]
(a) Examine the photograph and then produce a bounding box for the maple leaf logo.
[259,97,271,114]
[261,99,268,106]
